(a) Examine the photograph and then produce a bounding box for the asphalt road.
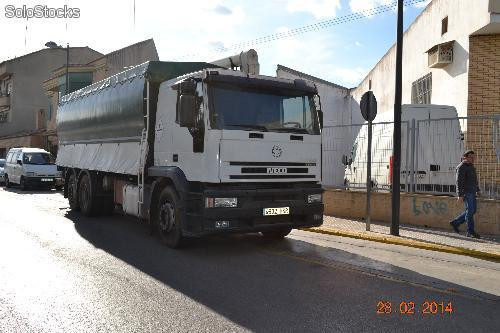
[0,187,499,332]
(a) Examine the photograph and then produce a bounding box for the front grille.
[241,167,308,174]
[230,175,315,179]
[230,161,316,166]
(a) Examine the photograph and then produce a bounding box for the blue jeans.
[451,192,476,234]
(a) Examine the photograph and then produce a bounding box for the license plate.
[41,178,53,182]
[263,207,290,216]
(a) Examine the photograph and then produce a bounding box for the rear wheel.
[156,187,185,248]
[5,175,10,188]
[261,227,292,240]
[67,172,80,211]
[78,173,99,217]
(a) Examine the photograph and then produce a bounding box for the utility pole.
[66,43,70,95]
[391,0,403,236]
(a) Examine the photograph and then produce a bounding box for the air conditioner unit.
[426,41,454,68]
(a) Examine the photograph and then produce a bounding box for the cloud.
[214,5,232,15]
[413,0,431,8]
[284,0,342,19]
[257,26,366,87]
[349,0,394,17]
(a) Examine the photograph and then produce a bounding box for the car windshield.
[22,153,55,165]
[209,84,320,135]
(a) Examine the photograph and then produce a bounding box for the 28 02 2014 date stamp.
[376,300,453,315]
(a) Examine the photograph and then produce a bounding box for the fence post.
[410,119,416,193]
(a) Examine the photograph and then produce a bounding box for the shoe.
[466,232,481,239]
[449,222,459,233]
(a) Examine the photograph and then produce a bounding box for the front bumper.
[25,177,63,187]
[183,185,324,236]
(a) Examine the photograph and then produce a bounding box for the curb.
[302,226,500,261]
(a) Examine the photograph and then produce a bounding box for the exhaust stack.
[210,49,259,75]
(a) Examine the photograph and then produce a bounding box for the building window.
[411,73,432,104]
[369,79,372,90]
[441,16,448,35]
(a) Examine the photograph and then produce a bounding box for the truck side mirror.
[17,159,22,166]
[179,94,196,128]
[341,155,348,165]
[318,110,323,129]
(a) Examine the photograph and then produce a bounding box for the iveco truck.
[56,51,324,247]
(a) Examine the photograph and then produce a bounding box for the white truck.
[342,104,463,194]
[56,52,324,248]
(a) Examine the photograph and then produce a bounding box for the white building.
[280,0,500,187]
[277,65,362,186]
[352,0,500,119]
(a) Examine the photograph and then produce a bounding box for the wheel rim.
[159,201,176,235]
[80,178,90,211]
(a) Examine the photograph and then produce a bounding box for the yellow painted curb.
[302,226,500,261]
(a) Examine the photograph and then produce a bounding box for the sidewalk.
[306,216,500,260]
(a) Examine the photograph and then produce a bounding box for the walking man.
[450,150,481,238]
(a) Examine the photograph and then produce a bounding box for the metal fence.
[324,115,499,199]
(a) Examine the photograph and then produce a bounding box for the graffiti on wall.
[412,198,449,216]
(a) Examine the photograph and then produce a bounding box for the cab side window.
[15,151,22,162]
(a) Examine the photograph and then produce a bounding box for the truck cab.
[150,69,324,242]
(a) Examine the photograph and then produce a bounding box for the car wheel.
[261,227,292,240]
[20,176,28,191]
[156,186,185,248]
[5,175,10,188]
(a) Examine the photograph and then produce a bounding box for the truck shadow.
[2,186,62,195]
[67,211,500,331]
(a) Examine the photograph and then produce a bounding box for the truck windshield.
[22,153,55,165]
[209,85,320,135]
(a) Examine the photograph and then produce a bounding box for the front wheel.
[20,176,28,191]
[5,175,10,188]
[261,227,292,240]
[156,187,185,248]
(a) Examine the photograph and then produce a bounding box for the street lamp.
[45,41,69,95]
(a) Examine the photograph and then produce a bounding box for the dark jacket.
[456,161,479,196]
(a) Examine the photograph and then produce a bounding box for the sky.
[0,0,431,88]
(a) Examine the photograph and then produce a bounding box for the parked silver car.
[0,158,5,184]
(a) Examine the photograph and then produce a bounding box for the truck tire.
[78,173,99,217]
[156,186,185,248]
[5,175,10,188]
[67,172,80,211]
[261,227,292,240]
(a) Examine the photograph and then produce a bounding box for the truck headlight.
[307,193,322,203]
[205,197,238,208]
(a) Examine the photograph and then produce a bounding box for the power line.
[174,0,428,60]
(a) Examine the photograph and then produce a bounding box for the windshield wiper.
[226,124,268,132]
[268,127,309,134]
